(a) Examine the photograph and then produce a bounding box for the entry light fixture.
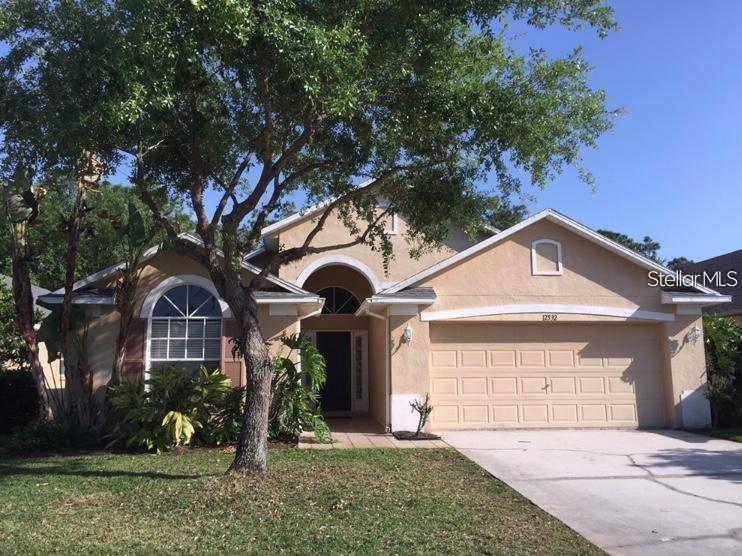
[402,325,413,344]
[686,325,702,345]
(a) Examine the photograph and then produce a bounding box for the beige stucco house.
[39,206,730,432]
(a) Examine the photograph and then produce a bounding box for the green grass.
[705,428,742,443]
[0,448,599,555]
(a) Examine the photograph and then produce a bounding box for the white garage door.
[429,323,667,429]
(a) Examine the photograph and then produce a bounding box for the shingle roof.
[684,250,742,316]
[1,275,51,314]
[375,287,436,300]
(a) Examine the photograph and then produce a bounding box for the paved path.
[443,429,742,555]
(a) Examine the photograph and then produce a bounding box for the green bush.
[269,334,330,442]
[704,316,742,427]
[107,366,235,453]
[0,370,39,433]
[1,420,99,454]
[107,334,331,451]
[0,281,28,372]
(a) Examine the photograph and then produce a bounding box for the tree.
[1,0,617,472]
[0,182,191,291]
[483,196,529,231]
[598,230,663,263]
[1,175,52,420]
[667,256,693,271]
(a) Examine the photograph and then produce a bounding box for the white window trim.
[531,239,563,276]
[142,275,230,381]
[386,212,398,235]
[295,255,381,293]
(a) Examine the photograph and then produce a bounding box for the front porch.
[299,417,447,449]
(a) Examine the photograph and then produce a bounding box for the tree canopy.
[0,182,192,290]
[1,0,619,472]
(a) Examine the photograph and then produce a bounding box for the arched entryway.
[300,264,378,419]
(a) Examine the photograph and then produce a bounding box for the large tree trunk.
[228,303,273,474]
[111,271,137,387]
[60,186,88,427]
[11,248,52,421]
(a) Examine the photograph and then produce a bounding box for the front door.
[315,331,352,412]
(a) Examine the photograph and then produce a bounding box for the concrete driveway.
[442,430,742,555]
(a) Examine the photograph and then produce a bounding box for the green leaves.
[270,333,330,442]
[127,200,148,248]
[107,365,238,453]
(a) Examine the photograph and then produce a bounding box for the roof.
[684,250,742,315]
[380,208,728,301]
[1,275,51,314]
[373,287,437,301]
[54,232,312,298]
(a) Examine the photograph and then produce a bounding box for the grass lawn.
[705,428,742,443]
[0,448,599,554]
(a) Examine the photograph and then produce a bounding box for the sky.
[3,1,740,263]
[504,0,742,262]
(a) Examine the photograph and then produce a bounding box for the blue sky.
[505,0,742,262]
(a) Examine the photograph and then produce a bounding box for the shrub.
[107,365,235,453]
[1,420,99,455]
[0,370,39,433]
[269,334,330,442]
[704,316,742,427]
[0,281,28,372]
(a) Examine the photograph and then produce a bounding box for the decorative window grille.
[317,287,360,314]
[150,285,221,372]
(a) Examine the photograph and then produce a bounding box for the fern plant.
[269,334,330,442]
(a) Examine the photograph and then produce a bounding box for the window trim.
[143,275,229,381]
[317,286,361,315]
[531,239,563,276]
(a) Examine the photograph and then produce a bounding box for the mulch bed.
[392,430,441,441]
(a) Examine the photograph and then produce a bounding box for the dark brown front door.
[315,331,351,412]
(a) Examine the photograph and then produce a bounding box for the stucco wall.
[419,220,670,316]
[368,314,388,427]
[661,315,712,428]
[80,250,300,398]
[276,209,477,289]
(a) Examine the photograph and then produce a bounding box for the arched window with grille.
[149,284,222,372]
[318,287,360,314]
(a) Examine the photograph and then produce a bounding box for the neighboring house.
[1,275,64,389]
[38,205,730,432]
[684,250,742,320]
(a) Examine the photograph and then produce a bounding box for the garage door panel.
[460,350,487,367]
[430,323,666,429]
[548,350,575,367]
[490,350,517,367]
[461,377,488,395]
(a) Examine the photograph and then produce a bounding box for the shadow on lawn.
[0,461,204,482]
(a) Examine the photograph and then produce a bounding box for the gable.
[413,219,672,316]
[275,207,481,289]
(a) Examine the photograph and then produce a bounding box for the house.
[38,206,730,432]
[683,250,741,321]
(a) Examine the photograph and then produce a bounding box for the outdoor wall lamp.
[687,325,702,344]
[402,325,413,344]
